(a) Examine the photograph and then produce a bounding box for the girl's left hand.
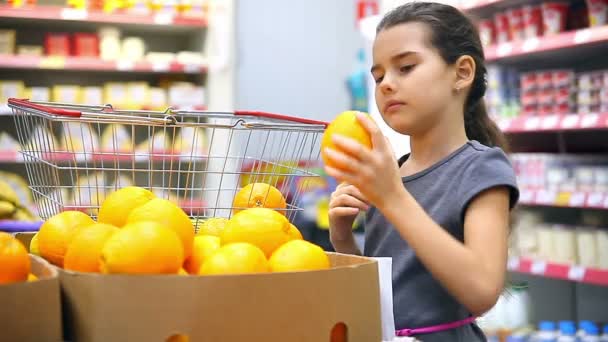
[323,112,405,210]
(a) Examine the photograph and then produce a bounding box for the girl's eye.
[374,75,384,84]
[400,65,415,73]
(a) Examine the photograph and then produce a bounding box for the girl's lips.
[384,102,405,113]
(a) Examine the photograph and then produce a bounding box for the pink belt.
[395,316,477,337]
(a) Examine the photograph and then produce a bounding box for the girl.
[323,2,519,341]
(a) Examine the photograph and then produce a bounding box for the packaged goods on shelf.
[486,65,520,119]
[120,36,146,61]
[100,124,133,153]
[0,29,16,55]
[61,122,100,157]
[145,51,176,64]
[23,125,60,153]
[125,82,150,109]
[173,126,207,156]
[149,87,168,110]
[25,87,51,102]
[586,0,608,26]
[103,82,128,107]
[17,45,44,56]
[110,174,134,190]
[168,82,205,108]
[176,51,207,65]
[52,85,81,103]
[45,33,71,56]
[73,33,99,57]
[98,27,121,61]
[135,130,170,153]
[81,86,103,105]
[0,81,25,104]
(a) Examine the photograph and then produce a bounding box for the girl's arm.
[382,186,509,316]
[323,113,510,316]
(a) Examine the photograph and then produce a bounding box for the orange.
[321,111,372,169]
[29,232,40,256]
[199,242,270,275]
[126,198,195,258]
[27,273,38,282]
[177,268,188,276]
[196,217,229,237]
[287,223,303,241]
[38,211,95,267]
[221,207,291,257]
[269,240,330,272]
[232,183,286,215]
[183,235,221,274]
[100,221,184,274]
[0,232,30,284]
[98,186,155,227]
[64,223,119,273]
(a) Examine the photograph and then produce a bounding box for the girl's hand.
[329,182,368,238]
[323,113,404,211]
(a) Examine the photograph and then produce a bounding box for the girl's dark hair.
[377,2,508,151]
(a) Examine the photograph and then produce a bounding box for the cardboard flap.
[61,253,382,342]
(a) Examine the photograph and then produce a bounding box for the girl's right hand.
[328,183,369,243]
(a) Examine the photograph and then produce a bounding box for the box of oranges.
[26,184,381,341]
[0,233,62,342]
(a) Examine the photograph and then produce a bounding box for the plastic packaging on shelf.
[17,45,43,56]
[121,37,146,61]
[523,5,544,39]
[577,228,598,267]
[479,19,496,46]
[495,11,511,44]
[553,225,577,264]
[73,33,99,57]
[52,85,81,103]
[81,86,103,105]
[0,29,16,55]
[586,0,608,26]
[99,27,121,61]
[45,33,71,56]
[542,2,570,35]
[100,124,132,153]
[61,122,100,157]
[0,81,24,104]
[597,229,608,269]
[535,321,559,342]
[507,7,526,41]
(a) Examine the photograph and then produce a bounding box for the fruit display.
[0,180,38,222]
[24,183,329,276]
[0,232,37,284]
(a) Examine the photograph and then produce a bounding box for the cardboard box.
[61,252,381,342]
[0,254,62,342]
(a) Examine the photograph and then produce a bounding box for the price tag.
[581,113,599,128]
[522,38,540,52]
[39,56,65,69]
[61,8,88,20]
[184,64,200,73]
[531,260,547,275]
[524,117,541,131]
[574,29,592,44]
[497,43,512,57]
[541,115,559,130]
[568,265,586,281]
[537,189,556,204]
[569,192,586,207]
[556,192,572,206]
[116,60,134,71]
[520,189,535,203]
[588,192,604,206]
[154,12,173,25]
[561,115,579,129]
[507,256,520,270]
[152,62,170,72]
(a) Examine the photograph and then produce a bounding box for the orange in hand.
[321,111,372,170]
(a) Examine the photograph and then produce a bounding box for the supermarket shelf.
[0,54,207,74]
[497,113,608,133]
[0,5,207,28]
[508,256,608,286]
[0,151,209,163]
[518,188,608,210]
[485,26,608,62]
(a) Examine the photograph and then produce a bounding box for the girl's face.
[372,22,458,136]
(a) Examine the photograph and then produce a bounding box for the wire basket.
[8,99,327,224]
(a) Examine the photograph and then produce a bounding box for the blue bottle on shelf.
[599,324,608,342]
[536,321,558,342]
[346,48,369,113]
[582,323,600,342]
[557,321,577,342]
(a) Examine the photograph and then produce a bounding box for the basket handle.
[235,110,328,127]
[8,98,82,118]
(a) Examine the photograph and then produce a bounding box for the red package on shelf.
[555,87,575,104]
[539,88,555,105]
[587,0,608,26]
[523,104,539,116]
[73,33,99,57]
[523,5,544,38]
[478,19,495,46]
[45,33,71,56]
[554,102,573,114]
[538,103,554,115]
[521,72,538,91]
[521,90,539,106]
[495,11,511,43]
[507,7,526,41]
[542,2,569,35]
[538,71,554,89]
[553,70,575,88]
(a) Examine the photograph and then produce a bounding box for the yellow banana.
[0,200,16,217]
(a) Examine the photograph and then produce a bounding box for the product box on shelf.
[0,254,62,342]
[60,252,382,342]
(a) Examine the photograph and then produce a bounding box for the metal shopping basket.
[7,98,327,225]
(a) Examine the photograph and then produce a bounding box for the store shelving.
[0,4,207,27]
[497,113,608,133]
[485,26,608,62]
[0,54,207,74]
[518,187,608,209]
[508,256,608,286]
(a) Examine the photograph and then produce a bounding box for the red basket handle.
[235,110,328,127]
[8,98,82,118]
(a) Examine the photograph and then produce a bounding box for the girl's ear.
[453,55,476,92]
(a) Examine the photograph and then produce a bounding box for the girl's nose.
[379,74,395,94]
